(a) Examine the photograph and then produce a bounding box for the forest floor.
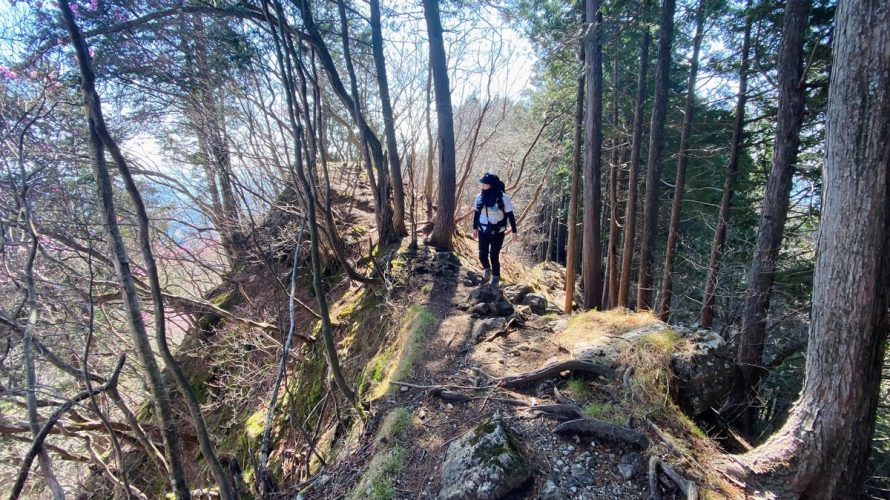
[309,240,707,499]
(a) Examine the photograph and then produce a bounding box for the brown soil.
[315,247,678,499]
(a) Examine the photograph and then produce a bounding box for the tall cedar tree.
[658,0,706,320]
[617,0,652,308]
[731,0,810,433]
[424,0,457,249]
[581,0,604,310]
[700,2,753,328]
[564,6,585,313]
[636,0,676,310]
[727,0,890,494]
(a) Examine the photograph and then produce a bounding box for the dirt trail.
[323,251,658,499]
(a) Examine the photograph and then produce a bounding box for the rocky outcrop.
[669,327,735,416]
[554,315,734,417]
[438,412,532,500]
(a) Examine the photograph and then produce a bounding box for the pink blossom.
[88,0,96,10]
[69,2,78,16]
[29,70,38,79]
[0,66,16,79]
[112,6,125,21]
[89,48,95,57]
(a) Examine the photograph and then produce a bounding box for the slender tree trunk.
[636,0,676,311]
[700,4,753,328]
[731,0,810,432]
[728,2,890,495]
[603,29,621,310]
[369,0,407,236]
[57,3,192,497]
[581,0,604,310]
[617,1,651,308]
[296,0,397,244]
[17,110,66,500]
[262,0,357,408]
[424,65,435,221]
[423,0,457,250]
[657,0,705,320]
[564,7,586,314]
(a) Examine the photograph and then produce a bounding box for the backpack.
[477,189,508,235]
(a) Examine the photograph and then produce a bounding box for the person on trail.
[472,172,518,288]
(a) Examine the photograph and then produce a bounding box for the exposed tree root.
[553,418,649,449]
[648,455,662,500]
[659,460,698,500]
[493,360,615,387]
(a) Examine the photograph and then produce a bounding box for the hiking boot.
[491,276,500,288]
[482,268,491,283]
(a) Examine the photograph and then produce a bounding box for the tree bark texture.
[423,0,457,250]
[617,1,651,308]
[603,28,621,310]
[581,0,603,310]
[733,0,810,429]
[700,4,753,328]
[636,0,675,311]
[657,0,705,320]
[565,71,584,314]
[733,1,889,495]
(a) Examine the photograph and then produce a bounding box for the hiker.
[472,172,518,288]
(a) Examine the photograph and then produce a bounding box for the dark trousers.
[478,230,506,277]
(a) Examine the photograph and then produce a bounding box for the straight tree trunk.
[564,39,585,314]
[57,2,192,497]
[423,0,457,250]
[636,0,676,311]
[700,4,753,328]
[731,0,810,431]
[728,2,890,495]
[424,65,435,221]
[581,0,604,310]
[369,0,407,236]
[617,1,651,308]
[657,0,705,320]
[603,29,621,310]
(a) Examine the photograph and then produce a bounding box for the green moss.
[365,304,436,399]
[583,402,624,424]
[245,409,268,439]
[286,344,328,430]
[375,407,411,446]
[350,446,405,499]
[348,406,413,499]
[568,378,592,401]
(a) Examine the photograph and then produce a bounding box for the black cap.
[479,172,500,185]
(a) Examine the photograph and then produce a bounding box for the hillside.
[152,179,746,500]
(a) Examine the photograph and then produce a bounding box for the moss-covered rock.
[438,411,531,500]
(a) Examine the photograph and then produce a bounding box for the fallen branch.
[494,360,615,387]
[659,460,698,500]
[553,418,649,449]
